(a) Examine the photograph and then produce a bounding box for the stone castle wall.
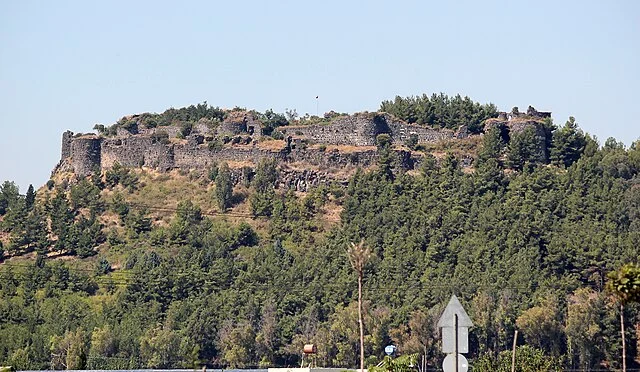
[280,113,460,146]
[69,137,102,176]
[485,112,549,163]
[281,114,381,146]
[56,109,549,186]
[61,131,73,160]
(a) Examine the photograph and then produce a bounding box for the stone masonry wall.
[56,111,510,187]
[387,120,456,144]
[281,114,382,146]
[61,131,73,160]
[280,113,458,146]
[69,137,102,176]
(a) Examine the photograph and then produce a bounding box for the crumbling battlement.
[486,106,551,162]
[279,113,464,146]
[54,107,551,181]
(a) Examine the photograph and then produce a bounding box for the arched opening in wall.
[248,126,255,135]
[372,114,391,136]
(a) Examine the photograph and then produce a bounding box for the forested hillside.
[1,102,639,371]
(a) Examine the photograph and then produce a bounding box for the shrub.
[405,134,419,150]
[208,139,223,151]
[93,124,106,134]
[207,163,219,182]
[376,133,392,148]
[179,122,193,137]
[151,131,170,144]
[95,258,111,275]
[105,163,139,191]
[241,166,253,187]
[121,119,138,133]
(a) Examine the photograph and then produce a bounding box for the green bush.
[151,131,170,144]
[105,163,139,191]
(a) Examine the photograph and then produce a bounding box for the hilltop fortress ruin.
[54,106,551,189]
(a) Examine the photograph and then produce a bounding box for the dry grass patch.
[320,202,343,225]
[107,169,217,217]
[317,145,377,153]
[255,140,286,151]
[419,136,482,158]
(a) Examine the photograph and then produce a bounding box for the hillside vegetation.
[0,99,639,371]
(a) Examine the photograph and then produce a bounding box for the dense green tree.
[69,179,103,211]
[215,163,233,211]
[50,328,89,370]
[24,184,35,210]
[474,345,564,371]
[218,320,256,368]
[380,93,498,133]
[477,126,504,165]
[1,125,640,370]
[259,109,289,136]
[105,162,139,190]
[551,117,587,168]
[515,296,564,356]
[7,206,49,255]
[253,159,278,192]
[368,353,418,372]
[0,180,20,215]
[125,209,152,236]
[565,288,605,370]
[376,134,396,180]
[505,126,544,170]
[49,190,74,246]
[169,200,205,244]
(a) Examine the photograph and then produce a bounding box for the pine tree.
[215,163,233,211]
[550,117,587,168]
[506,127,543,170]
[25,184,36,210]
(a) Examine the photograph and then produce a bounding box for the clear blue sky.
[1,0,639,191]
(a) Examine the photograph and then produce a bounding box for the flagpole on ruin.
[316,95,319,117]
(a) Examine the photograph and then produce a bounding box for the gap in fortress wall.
[54,108,551,189]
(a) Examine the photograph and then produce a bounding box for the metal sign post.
[438,295,473,372]
[455,314,458,372]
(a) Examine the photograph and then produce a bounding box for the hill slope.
[0,99,639,370]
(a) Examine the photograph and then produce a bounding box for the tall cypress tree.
[25,184,36,210]
[215,163,233,211]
